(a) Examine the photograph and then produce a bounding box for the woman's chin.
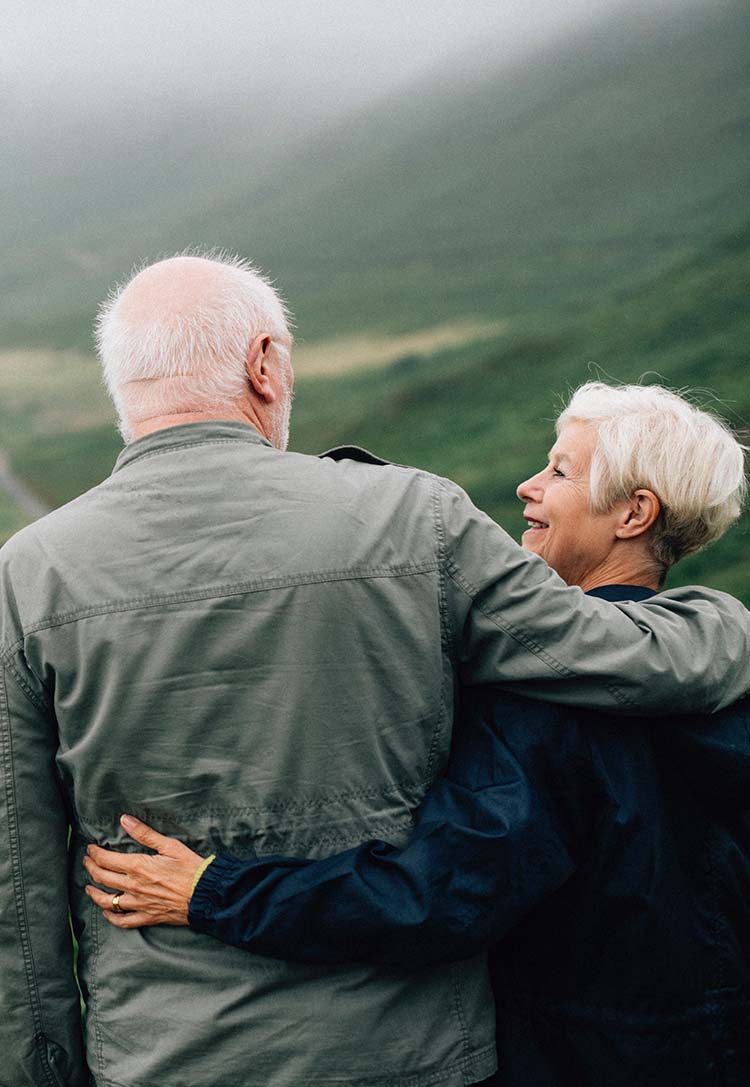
[521,528,545,555]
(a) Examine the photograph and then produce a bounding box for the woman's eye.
[553,467,565,478]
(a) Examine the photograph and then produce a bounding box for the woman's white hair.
[96,250,292,440]
[558,381,748,571]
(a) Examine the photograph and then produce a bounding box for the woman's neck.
[577,553,661,594]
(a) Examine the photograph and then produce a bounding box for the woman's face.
[516,421,627,588]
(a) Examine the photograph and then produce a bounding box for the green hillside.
[0,0,747,594]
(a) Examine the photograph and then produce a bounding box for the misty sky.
[0,0,725,347]
[1,0,700,254]
[5,0,676,138]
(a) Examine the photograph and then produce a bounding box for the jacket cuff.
[190,853,216,894]
[188,852,247,932]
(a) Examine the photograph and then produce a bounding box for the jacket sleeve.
[0,651,88,1087]
[436,477,750,712]
[189,696,586,966]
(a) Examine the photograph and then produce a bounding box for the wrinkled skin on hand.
[83,815,206,929]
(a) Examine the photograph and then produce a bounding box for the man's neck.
[129,407,265,442]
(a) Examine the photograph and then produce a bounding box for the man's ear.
[615,489,661,540]
[245,334,276,402]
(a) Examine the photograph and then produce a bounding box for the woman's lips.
[524,518,548,530]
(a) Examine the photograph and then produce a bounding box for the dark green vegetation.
[1,0,747,594]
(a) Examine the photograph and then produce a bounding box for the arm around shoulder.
[436,476,750,713]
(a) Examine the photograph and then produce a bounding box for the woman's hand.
[83,815,208,929]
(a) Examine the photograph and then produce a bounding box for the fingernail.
[121,815,136,829]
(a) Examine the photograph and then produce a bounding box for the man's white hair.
[558,381,747,571]
[96,250,292,440]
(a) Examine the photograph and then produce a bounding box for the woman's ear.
[615,489,661,540]
[245,334,274,401]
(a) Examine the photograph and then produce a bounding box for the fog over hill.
[2,0,632,248]
[0,0,714,348]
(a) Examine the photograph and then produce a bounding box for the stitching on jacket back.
[0,561,440,655]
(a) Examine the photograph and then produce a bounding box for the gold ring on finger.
[111,893,123,913]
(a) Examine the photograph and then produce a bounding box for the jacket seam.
[432,476,451,656]
[444,554,633,709]
[1,656,50,712]
[445,554,574,678]
[258,819,416,851]
[449,963,472,1071]
[0,562,439,651]
[424,475,452,784]
[0,664,59,1087]
[78,781,425,820]
[92,782,423,817]
[87,892,108,1085]
[78,817,417,854]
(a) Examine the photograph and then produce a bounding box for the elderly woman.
[85,382,749,1086]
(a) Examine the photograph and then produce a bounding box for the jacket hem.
[93,1042,497,1087]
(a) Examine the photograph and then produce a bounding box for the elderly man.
[88,381,749,1087]
[0,253,749,1087]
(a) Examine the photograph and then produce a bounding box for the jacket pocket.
[43,1032,85,1087]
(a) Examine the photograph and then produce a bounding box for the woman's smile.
[516,421,633,590]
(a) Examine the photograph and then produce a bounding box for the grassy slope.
[6,220,745,593]
[286,222,750,598]
[0,1,747,594]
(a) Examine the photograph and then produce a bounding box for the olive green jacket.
[0,421,748,1087]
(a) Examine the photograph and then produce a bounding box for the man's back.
[0,422,495,1087]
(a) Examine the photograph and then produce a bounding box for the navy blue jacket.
[190,586,750,1086]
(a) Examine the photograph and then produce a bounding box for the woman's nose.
[516,469,545,502]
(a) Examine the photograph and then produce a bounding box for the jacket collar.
[112,421,274,474]
[586,584,657,602]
